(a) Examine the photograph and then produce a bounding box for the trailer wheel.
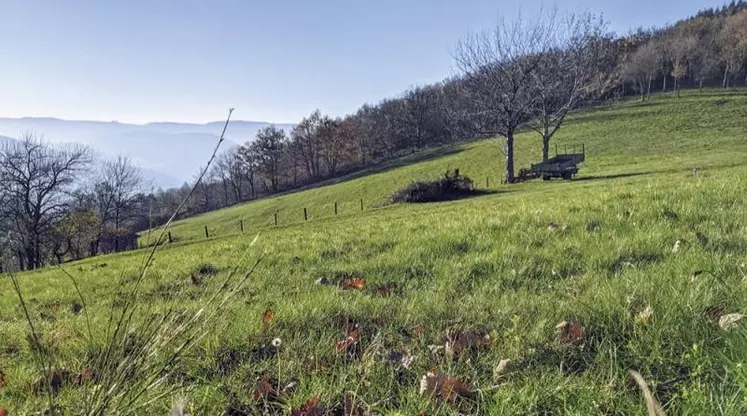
[562,172,573,180]
[542,175,551,181]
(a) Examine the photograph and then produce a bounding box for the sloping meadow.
[2,162,747,414]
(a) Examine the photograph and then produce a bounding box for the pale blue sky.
[0,0,726,124]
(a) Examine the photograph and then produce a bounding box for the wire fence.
[141,175,500,248]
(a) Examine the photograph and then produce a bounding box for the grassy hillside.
[156,89,747,244]
[3,89,747,414]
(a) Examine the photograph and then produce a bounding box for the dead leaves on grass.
[444,329,491,358]
[291,395,324,416]
[419,371,472,403]
[262,308,274,328]
[341,278,365,290]
[253,375,298,404]
[335,325,361,359]
[555,320,586,345]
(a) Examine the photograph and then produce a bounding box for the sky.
[0,0,728,124]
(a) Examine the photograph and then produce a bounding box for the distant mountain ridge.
[0,117,295,188]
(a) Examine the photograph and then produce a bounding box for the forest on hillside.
[1,2,746,271]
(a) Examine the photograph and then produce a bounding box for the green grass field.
[2,89,747,414]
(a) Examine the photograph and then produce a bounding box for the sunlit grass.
[2,89,747,414]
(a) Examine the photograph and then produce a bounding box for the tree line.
[1,3,746,271]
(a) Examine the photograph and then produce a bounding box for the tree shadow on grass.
[573,171,658,182]
[393,188,506,204]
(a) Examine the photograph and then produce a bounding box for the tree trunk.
[542,133,550,162]
[26,247,36,270]
[723,66,729,88]
[662,75,667,92]
[90,240,99,257]
[699,79,704,91]
[646,78,652,100]
[505,131,515,184]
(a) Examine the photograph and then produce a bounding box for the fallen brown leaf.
[291,395,325,416]
[253,375,299,405]
[556,320,586,344]
[342,278,365,290]
[0,407,7,416]
[440,377,472,403]
[419,371,472,403]
[253,376,278,402]
[445,329,491,357]
[263,308,274,327]
[335,326,361,359]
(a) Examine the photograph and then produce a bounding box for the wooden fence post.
[334,201,338,216]
[360,199,363,211]
[204,226,209,238]
[168,231,173,243]
[304,208,308,221]
[240,219,244,232]
[274,212,278,226]
[486,177,489,188]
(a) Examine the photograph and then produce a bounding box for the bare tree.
[653,36,673,91]
[669,29,698,97]
[210,151,234,206]
[402,85,445,148]
[318,116,351,177]
[93,155,145,252]
[718,10,747,87]
[236,145,258,199]
[251,125,287,193]
[529,12,612,161]
[0,134,91,269]
[454,10,558,183]
[624,41,660,101]
[213,148,249,203]
[291,110,324,181]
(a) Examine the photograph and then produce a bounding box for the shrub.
[389,170,476,203]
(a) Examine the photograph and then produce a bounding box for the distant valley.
[0,118,294,188]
